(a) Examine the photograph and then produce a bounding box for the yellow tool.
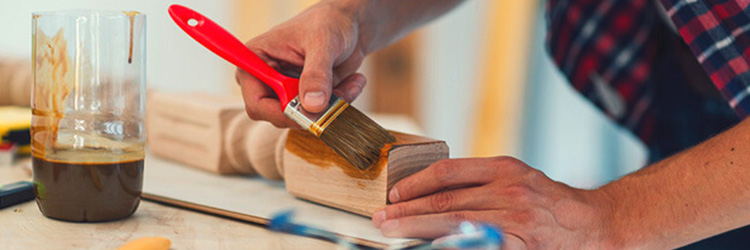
[0,106,31,154]
[117,237,171,250]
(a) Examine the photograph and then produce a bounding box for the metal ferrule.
[284,95,349,137]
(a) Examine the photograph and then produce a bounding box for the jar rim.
[32,10,143,19]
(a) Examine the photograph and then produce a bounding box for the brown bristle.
[318,106,395,170]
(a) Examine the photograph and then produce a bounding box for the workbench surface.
[0,158,338,249]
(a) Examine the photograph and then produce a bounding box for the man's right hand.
[236,1,368,128]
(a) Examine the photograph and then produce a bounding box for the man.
[235,0,750,249]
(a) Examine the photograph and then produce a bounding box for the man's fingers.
[237,69,299,128]
[332,73,366,103]
[250,98,300,128]
[380,211,526,240]
[375,187,492,228]
[299,50,335,113]
[375,182,539,228]
[502,234,528,250]
[380,213,464,238]
[389,158,502,203]
[331,50,364,86]
[380,211,509,239]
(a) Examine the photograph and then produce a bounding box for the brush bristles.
[318,106,395,170]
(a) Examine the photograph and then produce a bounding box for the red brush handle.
[168,4,299,108]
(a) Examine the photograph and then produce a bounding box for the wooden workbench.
[0,158,338,249]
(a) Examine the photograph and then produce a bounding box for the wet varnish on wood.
[284,129,449,216]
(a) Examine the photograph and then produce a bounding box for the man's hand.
[372,156,612,249]
[237,2,368,127]
[236,0,464,127]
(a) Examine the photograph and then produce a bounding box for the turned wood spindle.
[147,92,449,216]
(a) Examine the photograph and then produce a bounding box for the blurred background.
[0,0,647,188]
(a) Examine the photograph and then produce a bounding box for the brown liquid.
[32,157,143,222]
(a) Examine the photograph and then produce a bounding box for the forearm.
[594,118,750,249]
[330,0,465,53]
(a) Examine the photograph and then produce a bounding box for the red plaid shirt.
[547,0,750,142]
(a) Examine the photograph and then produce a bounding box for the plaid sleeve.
[659,0,750,119]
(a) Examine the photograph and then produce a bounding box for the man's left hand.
[372,156,613,249]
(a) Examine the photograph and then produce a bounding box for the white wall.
[415,2,648,187]
[418,1,486,157]
[0,0,236,94]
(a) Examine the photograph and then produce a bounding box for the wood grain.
[284,129,449,216]
[146,91,247,174]
[222,112,257,174]
[147,91,284,177]
[246,121,285,180]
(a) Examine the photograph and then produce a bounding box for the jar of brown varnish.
[31,10,146,222]
[32,150,143,222]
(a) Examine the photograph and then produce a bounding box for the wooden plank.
[146,91,248,175]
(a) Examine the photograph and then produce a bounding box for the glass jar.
[31,10,146,222]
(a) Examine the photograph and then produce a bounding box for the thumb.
[299,50,335,113]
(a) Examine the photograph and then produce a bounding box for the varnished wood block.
[283,129,449,217]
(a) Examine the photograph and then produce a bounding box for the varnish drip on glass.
[125,11,140,64]
[31,28,73,158]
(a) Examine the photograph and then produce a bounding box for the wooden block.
[146,91,248,174]
[147,91,290,176]
[283,129,449,216]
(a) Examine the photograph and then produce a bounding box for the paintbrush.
[168,5,394,170]
[268,210,357,248]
